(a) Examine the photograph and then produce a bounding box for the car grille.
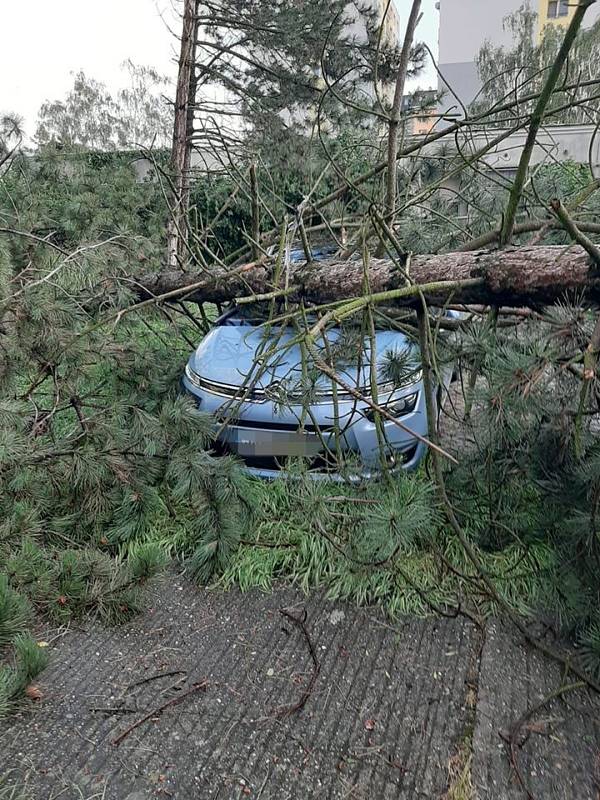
[215,417,336,433]
[188,372,368,404]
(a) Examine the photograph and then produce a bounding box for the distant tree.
[35,61,172,150]
[473,4,600,123]
[475,3,538,105]
[116,61,174,148]
[0,114,24,175]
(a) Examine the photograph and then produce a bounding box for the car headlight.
[377,370,422,396]
[364,392,418,422]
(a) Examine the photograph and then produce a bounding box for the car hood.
[190,324,415,391]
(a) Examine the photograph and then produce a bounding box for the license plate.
[221,426,324,457]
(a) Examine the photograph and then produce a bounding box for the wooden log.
[138,245,600,309]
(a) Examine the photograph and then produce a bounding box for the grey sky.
[2,1,181,136]
[1,0,439,138]
[403,0,440,88]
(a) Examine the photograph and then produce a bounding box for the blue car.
[182,300,455,479]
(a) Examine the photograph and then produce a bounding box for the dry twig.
[275,607,320,718]
[112,679,208,746]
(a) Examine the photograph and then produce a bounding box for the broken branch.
[275,608,320,718]
[112,679,208,746]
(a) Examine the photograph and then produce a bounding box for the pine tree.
[0,100,260,716]
[193,0,424,158]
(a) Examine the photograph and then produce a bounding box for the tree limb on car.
[137,244,600,310]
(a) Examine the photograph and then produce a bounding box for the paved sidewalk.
[473,621,600,800]
[1,577,598,799]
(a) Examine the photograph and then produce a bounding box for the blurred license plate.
[223,427,323,457]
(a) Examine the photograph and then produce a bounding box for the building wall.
[451,123,600,172]
[536,0,575,40]
[437,0,523,114]
[438,0,518,66]
[417,123,600,220]
[536,0,600,37]
[402,90,438,135]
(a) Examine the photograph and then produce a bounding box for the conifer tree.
[192,0,424,158]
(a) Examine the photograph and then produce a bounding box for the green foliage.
[125,542,168,582]
[190,126,385,261]
[213,470,564,621]
[2,148,168,252]
[474,7,600,123]
[170,454,258,583]
[444,308,600,676]
[578,619,600,680]
[0,635,48,718]
[0,576,31,646]
[349,477,436,563]
[5,540,163,625]
[35,62,172,150]
[0,138,259,720]
[379,346,421,389]
[197,0,417,140]
[190,176,254,259]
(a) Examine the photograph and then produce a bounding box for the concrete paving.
[473,621,600,800]
[1,577,598,799]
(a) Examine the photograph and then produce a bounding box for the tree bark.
[166,0,199,270]
[383,0,421,224]
[138,245,600,309]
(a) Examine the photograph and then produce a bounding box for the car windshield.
[218,303,276,326]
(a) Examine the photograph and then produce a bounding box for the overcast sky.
[1,0,439,138]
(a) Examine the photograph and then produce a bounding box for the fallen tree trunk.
[138,244,600,309]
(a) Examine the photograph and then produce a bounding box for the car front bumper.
[182,374,429,479]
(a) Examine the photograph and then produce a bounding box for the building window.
[547,0,569,18]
